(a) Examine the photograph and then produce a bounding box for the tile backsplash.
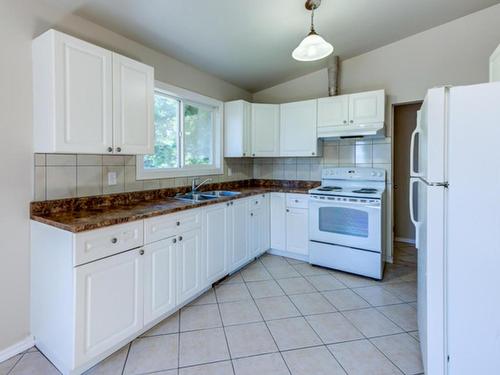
[253,138,392,182]
[33,138,391,201]
[34,154,253,201]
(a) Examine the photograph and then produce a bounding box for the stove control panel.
[309,194,381,206]
[322,167,386,181]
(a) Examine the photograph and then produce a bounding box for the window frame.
[136,81,223,180]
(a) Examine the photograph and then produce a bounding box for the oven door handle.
[309,198,381,209]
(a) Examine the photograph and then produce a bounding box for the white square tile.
[77,166,102,197]
[160,178,175,188]
[322,289,370,311]
[179,328,230,367]
[276,277,315,295]
[233,353,289,375]
[305,275,346,291]
[124,335,178,374]
[46,154,76,166]
[255,295,300,320]
[225,322,277,358]
[241,265,272,282]
[179,361,233,375]
[34,153,46,166]
[144,179,161,190]
[142,312,179,336]
[247,280,284,299]
[266,317,322,351]
[282,346,346,375]
[34,166,46,201]
[343,308,403,338]
[85,344,129,374]
[339,145,355,164]
[352,286,403,307]
[180,304,222,332]
[46,166,77,199]
[296,163,311,180]
[371,333,423,375]
[289,292,336,315]
[215,283,251,303]
[306,312,364,344]
[382,282,417,302]
[219,300,263,326]
[323,143,339,165]
[355,144,373,164]
[124,166,143,192]
[266,265,301,279]
[189,289,216,306]
[272,164,284,180]
[77,154,102,166]
[284,163,297,180]
[377,303,417,331]
[373,143,391,164]
[9,352,59,375]
[103,155,125,166]
[260,164,273,179]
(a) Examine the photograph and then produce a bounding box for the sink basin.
[201,190,242,198]
[175,192,219,203]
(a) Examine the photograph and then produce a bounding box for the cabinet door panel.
[251,104,280,157]
[224,100,252,157]
[280,100,318,156]
[55,32,113,153]
[202,204,228,285]
[260,194,270,254]
[348,90,385,125]
[248,208,261,258]
[271,193,286,251]
[228,199,249,269]
[317,95,349,128]
[144,238,176,325]
[113,53,154,155]
[75,249,143,366]
[177,228,202,304]
[286,208,309,256]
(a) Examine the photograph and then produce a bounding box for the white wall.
[0,0,250,354]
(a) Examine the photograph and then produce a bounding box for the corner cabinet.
[224,100,252,157]
[280,99,321,157]
[32,29,154,155]
[251,104,280,157]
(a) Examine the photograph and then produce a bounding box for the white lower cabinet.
[202,203,228,285]
[176,228,203,304]
[75,247,144,366]
[270,193,309,260]
[143,237,177,325]
[249,194,270,258]
[228,198,250,269]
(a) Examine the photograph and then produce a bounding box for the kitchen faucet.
[191,178,212,193]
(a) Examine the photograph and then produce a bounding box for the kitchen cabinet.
[227,198,250,269]
[143,238,177,325]
[270,192,286,251]
[176,227,202,305]
[317,95,349,128]
[348,90,385,125]
[248,194,270,258]
[280,99,321,157]
[75,247,144,366]
[490,43,500,82]
[202,203,228,285]
[286,208,309,256]
[251,104,280,157]
[224,100,252,157]
[32,29,154,154]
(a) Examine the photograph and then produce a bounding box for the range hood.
[318,122,385,139]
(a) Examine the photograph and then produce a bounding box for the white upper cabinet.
[490,43,500,82]
[32,29,154,154]
[317,95,349,128]
[348,90,385,125]
[112,53,154,155]
[280,100,320,157]
[224,100,252,157]
[251,104,280,157]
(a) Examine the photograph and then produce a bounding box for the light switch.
[107,171,117,186]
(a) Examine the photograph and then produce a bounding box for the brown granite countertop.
[30,180,319,233]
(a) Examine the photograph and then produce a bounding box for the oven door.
[309,196,382,252]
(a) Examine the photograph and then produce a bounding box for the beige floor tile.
[241,266,272,282]
[383,282,417,303]
[152,370,177,375]
[9,352,59,375]
[305,275,346,291]
[329,339,402,375]
[267,317,322,351]
[277,277,316,295]
[84,344,129,374]
[353,286,403,306]
[408,331,419,341]
[371,333,423,375]
[289,292,336,315]
[286,257,306,265]
[124,335,178,374]
[293,263,329,276]
[246,279,284,299]
[143,311,179,336]
[266,265,301,279]
[179,361,233,375]
[255,296,300,320]
[377,304,418,332]
[221,272,244,284]
[179,328,230,367]
[330,271,378,288]
[180,304,222,331]
[306,312,364,344]
[282,346,346,375]
[225,322,278,358]
[215,283,251,303]
[233,353,289,375]
[0,354,22,375]
[219,299,263,326]
[188,289,216,305]
[259,255,288,268]
[343,308,403,338]
[322,289,370,311]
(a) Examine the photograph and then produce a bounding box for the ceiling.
[46,0,499,92]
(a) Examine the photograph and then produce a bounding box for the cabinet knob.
[172,238,177,243]
[111,237,118,244]
[230,201,234,205]
[343,120,347,124]
[107,147,113,153]
[116,147,122,152]
[252,153,255,157]
[250,213,254,216]
[139,249,144,255]
[350,120,354,124]
[176,221,180,226]
[312,152,315,156]
[243,153,246,156]
[295,199,299,203]
[262,194,265,198]
[179,236,183,241]
[226,203,230,207]
[286,209,290,212]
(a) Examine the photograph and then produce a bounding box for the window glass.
[184,103,213,166]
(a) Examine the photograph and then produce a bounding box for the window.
[137,82,223,179]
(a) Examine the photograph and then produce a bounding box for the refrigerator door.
[410,87,447,184]
[446,82,500,374]
[410,177,446,375]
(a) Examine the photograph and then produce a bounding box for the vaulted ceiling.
[44,0,500,92]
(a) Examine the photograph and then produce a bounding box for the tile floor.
[1,242,422,375]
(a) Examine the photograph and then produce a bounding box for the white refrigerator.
[410,82,500,375]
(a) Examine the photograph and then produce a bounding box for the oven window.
[319,207,369,237]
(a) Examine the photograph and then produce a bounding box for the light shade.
[292,33,334,62]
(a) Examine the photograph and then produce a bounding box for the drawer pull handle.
[286,209,290,212]
[172,238,177,244]
[250,213,254,216]
[139,249,144,255]
[295,199,299,203]
[111,238,118,244]
[227,203,230,207]
[179,236,183,241]
[176,221,180,226]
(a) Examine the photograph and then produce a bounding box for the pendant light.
[292,0,334,62]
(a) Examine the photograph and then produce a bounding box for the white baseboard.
[395,237,416,244]
[267,248,309,262]
[0,336,34,363]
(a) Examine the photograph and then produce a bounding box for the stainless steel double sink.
[175,190,241,203]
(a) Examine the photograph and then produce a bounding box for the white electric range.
[308,167,386,279]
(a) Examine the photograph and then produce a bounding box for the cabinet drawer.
[286,193,309,209]
[144,209,202,244]
[74,221,143,266]
[249,194,267,208]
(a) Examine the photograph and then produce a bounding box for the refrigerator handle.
[410,112,423,177]
[409,179,420,249]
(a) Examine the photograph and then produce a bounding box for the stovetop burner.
[317,186,342,192]
[352,188,378,194]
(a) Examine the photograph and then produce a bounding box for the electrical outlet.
[227,167,232,176]
[107,171,117,186]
